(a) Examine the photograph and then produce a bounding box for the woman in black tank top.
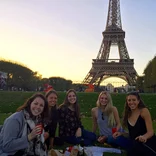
[114,92,156,156]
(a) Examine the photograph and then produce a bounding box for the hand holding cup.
[35,123,43,135]
[28,124,43,141]
[112,127,117,134]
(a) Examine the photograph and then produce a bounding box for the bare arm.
[113,106,121,131]
[49,137,54,149]
[135,108,154,143]
[91,107,98,133]
[75,127,82,137]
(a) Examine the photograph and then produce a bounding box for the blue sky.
[0,0,156,84]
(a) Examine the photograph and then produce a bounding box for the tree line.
[136,56,156,93]
[0,56,156,92]
[0,60,73,91]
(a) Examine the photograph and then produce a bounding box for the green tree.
[0,60,41,91]
[136,76,144,92]
[143,56,156,92]
[49,77,72,91]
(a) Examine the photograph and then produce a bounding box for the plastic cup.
[36,123,43,135]
[112,127,117,134]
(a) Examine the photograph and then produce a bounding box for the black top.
[45,105,58,138]
[127,115,156,152]
[58,106,82,137]
[127,115,147,139]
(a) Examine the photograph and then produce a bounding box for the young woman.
[58,89,96,146]
[114,91,156,156]
[0,93,49,156]
[92,91,130,149]
[45,89,63,149]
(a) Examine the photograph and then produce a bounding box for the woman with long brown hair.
[45,89,63,149]
[58,89,96,146]
[0,93,49,156]
[114,92,156,156]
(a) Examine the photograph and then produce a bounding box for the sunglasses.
[101,112,105,120]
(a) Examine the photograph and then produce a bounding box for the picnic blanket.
[48,146,121,156]
[84,146,121,156]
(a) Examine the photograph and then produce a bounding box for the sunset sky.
[0,0,156,84]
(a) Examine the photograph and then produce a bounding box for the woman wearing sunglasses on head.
[92,91,130,149]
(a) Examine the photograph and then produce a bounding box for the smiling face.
[30,97,45,116]
[99,94,108,107]
[47,93,57,107]
[127,95,140,110]
[67,91,77,105]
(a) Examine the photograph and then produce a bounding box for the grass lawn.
[0,113,12,124]
[0,92,156,120]
[0,92,156,156]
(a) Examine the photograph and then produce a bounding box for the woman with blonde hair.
[92,91,130,149]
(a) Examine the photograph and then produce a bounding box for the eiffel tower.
[82,0,138,87]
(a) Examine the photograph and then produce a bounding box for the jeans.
[64,129,96,146]
[107,135,133,150]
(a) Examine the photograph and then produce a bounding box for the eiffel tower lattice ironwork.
[82,0,138,86]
